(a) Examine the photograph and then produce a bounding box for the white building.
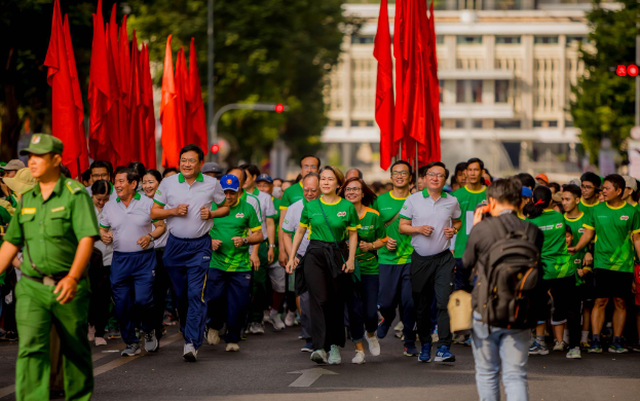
[321,0,602,180]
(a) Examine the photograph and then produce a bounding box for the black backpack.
[476,216,544,329]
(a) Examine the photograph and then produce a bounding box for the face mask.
[272,187,283,199]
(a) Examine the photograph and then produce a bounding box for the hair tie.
[534,199,545,206]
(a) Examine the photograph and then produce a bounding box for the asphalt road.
[0,322,639,401]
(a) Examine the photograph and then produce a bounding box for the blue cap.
[256,174,273,184]
[220,174,240,192]
[522,186,533,198]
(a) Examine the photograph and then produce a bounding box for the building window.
[436,35,444,45]
[495,36,521,44]
[472,119,483,129]
[455,120,465,129]
[566,36,588,46]
[495,120,521,129]
[471,80,483,103]
[534,36,559,45]
[533,120,559,128]
[439,80,444,103]
[495,80,509,103]
[456,81,466,103]
[456,80,483,103]
[351,35,374,45]
[457,36,482,45]
[565,120,575,127]
[351,120,375,127]
[328,120,343,127]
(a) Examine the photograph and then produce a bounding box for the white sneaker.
[268,311,286,331]
[95,336,107,346]
[553,340,568,352]
[226,343,240,352]
[284,311,296,327]
[328,344,342,365]
[365,333,381,356]
[248,322,265,334]
[183,343,197,362]
[262,310,270,323]
[352,350,366,364]
[207,328,220,345]
[88,325,96,342]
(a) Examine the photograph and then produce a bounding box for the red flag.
[393,0,406,156]
[160,36,181,168]
[174,47,189,150]
[141,45,157,168]
[89,0,118,167]
[128,31,145,164]
[427,2,441,162]
[374,0,394,170]
[188,38,208,154]
[44,0,86,179]
[62,14,90,175]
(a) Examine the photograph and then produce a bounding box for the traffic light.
[616,64,639,77]
[211,144,220,154]
[274,103,285,113]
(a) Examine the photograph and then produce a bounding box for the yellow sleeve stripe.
[632,228,640,234]
[582,224,595,230]
[250,226,262,232]
[347,224,361,231]
[299,223,308,228]
[279,206,289,211]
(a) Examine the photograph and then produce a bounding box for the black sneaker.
[144,331,159,352]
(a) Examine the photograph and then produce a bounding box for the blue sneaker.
[588,338,602,354]
[418,343,432,362]
[301,342,313,353]
[377,319,391,339]
[404,343,419,357]
[434,345,455,362]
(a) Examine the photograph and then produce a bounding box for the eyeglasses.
[180,158,198,164]
[581,185,596,190]
[303,188,318,193]
[391,171,409,177]
[302,164,317,170]
[426,172,446,179]
[344,187,362,193]
[91,173,109,180]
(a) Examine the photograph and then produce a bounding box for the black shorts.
[594,269,633,299]
[577,271,596,303]
[546,276,578,324]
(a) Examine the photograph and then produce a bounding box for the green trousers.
[15,277,93,401]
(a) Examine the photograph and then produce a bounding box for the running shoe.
[434,345,455,362]
[88,325,96,342]
[418,343,432,363]
[404,343,419,357]
[566,347,582,359]
[453,334,466,345]
[301,342,313,353]
[107,327,121,339]
[631,343,640,353]
[580,340,591,350]
[365,334,381,356]
[528,341,549,355]
[268,311,285,331]
[95,337,107,346]
[394,321,404,332]
[588,339,602,354]
[207,328,221,346]
[226,343,240,352]
[328,345,342,365]
[377,319,391,339]
[144,331,159,353]
[311,349,328,364]
[262,310,270,323]
[352,350,366,364]
[553,340,567,352]
[284,311,297,327]
[121,343,141,357]
[463,337,472,347]
[183,343,197,362]
[608,341,628,354]
[247,322,265,334]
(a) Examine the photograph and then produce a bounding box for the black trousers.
[547,276,582,349]
[303,247,350,351]
[88,248,111,338]
[411,250,455,348]
[152,247,172,339]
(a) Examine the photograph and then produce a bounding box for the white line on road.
[288,368,338,387]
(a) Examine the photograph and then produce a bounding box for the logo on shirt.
[337,211,347,217]
[236,213,245,218]
[578,228,586,234]
[284,219,289,225]
[402,205,407,210]
[555,223,563,229]
[156,190,162,195]
[621,215,629,221]
[574,259,581,265]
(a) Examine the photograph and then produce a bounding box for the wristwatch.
[452,227,458,235]
[148,233,155,242]
[243,237,248,245]
[269,244,277,248]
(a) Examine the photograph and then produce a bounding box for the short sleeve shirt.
[153,172,226,239]
[94,206,114,265]
[564,212,588,268]
[527,210,574,280]
[356,207,386,275]
[399,189,461,257]
[283,199,311,256]
[374,192,414,265]
[4,176,100,277]
[583,202,640,273]
[253,188,276,240]
[100,192,156,253]
[209,198,262,272]
[300,197,359,242]
[280,181,304,211]
[451,185,487,258]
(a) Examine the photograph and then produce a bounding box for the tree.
[570,0,640,165]
[127,0,358,165]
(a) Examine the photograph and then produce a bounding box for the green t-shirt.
[300,197,359,242]
[279,181,304,211]
[0,205,11,286]
[583,202,640,273]
[564,212,588,266]
[210,198,262,272]
[356,207,386,275]
[527,210,575,280]
[373,192,413,265]
[451,185,487,258]
[578,198,599,220]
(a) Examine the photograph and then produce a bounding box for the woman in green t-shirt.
[286,166,359,365]
[525,186,582,359]
[340,177,387,364]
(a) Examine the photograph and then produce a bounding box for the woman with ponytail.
[525,186,582,359]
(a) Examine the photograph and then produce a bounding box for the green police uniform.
[4,134,99,401]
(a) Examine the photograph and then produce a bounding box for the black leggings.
[88,248,111,338]
[547,276,582,348]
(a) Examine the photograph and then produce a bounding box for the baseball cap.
[522,186,533,198]
[256,174,273,184]
[569,179,581,187]
[4,168,37,194]
[623,175,637,191]
[535,174,549,185]
[220,174,240,192]
[3,159,26,171]
[202,162,223,175]
[19,134,64,156]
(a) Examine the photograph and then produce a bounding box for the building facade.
[322,1,599,180]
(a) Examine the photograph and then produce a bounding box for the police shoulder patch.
[65,179,85,195]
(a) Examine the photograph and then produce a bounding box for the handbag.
[448,290,473,332]
[318,200,361,282]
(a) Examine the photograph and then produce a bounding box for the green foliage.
[570,0,640,165]
[128,0,357,164]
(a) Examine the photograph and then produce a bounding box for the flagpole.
[415,144,419,178]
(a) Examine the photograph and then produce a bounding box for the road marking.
[288,368,338,387]
[0,332,183,398]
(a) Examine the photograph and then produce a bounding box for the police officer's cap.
[19,134,64,156]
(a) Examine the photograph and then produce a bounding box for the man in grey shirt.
[399,161,461,363]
